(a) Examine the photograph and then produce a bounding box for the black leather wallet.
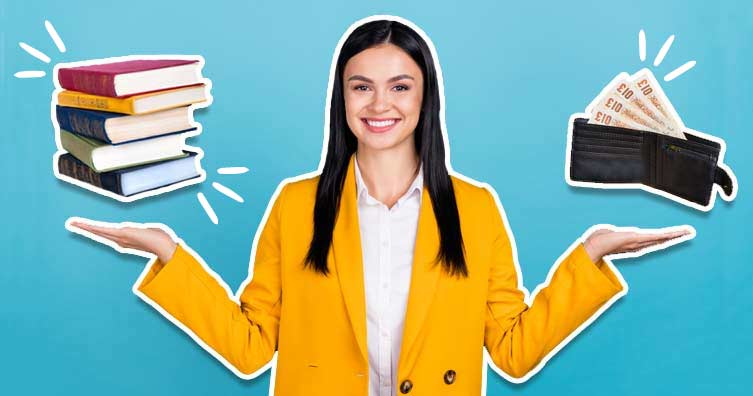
[568,117,735,208]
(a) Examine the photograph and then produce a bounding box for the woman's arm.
[134,186,286,377]
[482,190,625,380]
[69,185,288,378]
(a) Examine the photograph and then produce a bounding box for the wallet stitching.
[571,151,643,158]
[573,143,641,152]
[575,130,643,142]
[573,136,643,147]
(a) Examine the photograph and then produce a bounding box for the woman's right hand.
[66,217,178,263]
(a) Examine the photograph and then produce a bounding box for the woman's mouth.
[362,118,400,133]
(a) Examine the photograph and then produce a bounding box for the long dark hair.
[304,19,467,278]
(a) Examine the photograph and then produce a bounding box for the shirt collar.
[354,153,424,206]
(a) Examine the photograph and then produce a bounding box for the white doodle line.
[44,20,66,53]
[564,70,738,212]
[217,166,249,175]
[665,60,697,82]
[50,55,214,202]
[212,182,244,203]
[638,29,646,62]
[67,14,698,395]
[19,41,51,63]
[653,34,675,67]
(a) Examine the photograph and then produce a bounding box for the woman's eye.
[352,84,409,92]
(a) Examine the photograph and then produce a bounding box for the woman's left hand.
[582,226,694,263]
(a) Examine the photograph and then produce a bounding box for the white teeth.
[366,119,397,127]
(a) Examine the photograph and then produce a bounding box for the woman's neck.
[355,146,420,208]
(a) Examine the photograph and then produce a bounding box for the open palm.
[66,217,178,263]
[582,225,694,263]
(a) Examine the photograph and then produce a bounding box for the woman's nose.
[368,89,391,112]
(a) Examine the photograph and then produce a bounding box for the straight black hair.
[304,19,468,278]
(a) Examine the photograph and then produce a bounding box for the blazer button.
[444,369,456,384]
[399,379,413,394]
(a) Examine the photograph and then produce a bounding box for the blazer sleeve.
[482,189,626,379]
[134,184,286,376]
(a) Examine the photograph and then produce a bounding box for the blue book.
[56,105,197,145]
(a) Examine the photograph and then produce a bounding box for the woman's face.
[343,43,424,153]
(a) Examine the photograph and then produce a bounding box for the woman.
[69,16,691,396]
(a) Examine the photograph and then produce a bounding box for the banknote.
[588,74,666,131]
[621,80,682,137]
[587,71,687,140]
[628,68,685,135]
[591,93,663,131]
[590,107,641,130]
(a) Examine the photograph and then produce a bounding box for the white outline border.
[51,55,214,202]
[565,71,738,212]
[66,14,697,395]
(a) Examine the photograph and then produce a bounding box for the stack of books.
[53,58,210,199]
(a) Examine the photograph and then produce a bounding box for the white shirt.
[354,155,424,396]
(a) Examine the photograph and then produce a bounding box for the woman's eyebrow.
[347,74,415,83]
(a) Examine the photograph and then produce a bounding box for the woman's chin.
[360,136,413,152]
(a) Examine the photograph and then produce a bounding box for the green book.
[59,129,188,172]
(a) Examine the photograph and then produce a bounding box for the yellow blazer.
[135,152,626,395]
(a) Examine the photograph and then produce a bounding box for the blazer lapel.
[397,182,442,371]
[332,152,442,367]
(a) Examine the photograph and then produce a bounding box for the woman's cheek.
[398,93,422,116]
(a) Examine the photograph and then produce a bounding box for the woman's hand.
[66,217,178,263]
[582,225,694,263]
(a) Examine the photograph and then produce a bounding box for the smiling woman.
[67,15,692,396]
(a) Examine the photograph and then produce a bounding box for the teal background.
[1,0,751,394]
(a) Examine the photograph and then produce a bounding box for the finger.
[633,231,687,244]
[73,222,122,235]
[624,235,687,253]
[74,223,126,239]
[618,243,661,254]
[652,230,690,240]
[74,227,126,244]
[87,228,126,242]
[640,233,688,248]
[70,219,115,230]
[634,239,668,250]
[70,221,106,233]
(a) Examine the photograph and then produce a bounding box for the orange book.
[57,83,208,115]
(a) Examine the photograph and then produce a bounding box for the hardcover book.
[59,129,187,172]
[56,105,196,144]
[57,151,201,197]
[57,59,202,97]
[57,84,207,115]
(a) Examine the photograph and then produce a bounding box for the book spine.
[57,91,135,114]
[58,69,117,97]
[57,154,123,195]
[56,106,112,143]
[59,130,98,171]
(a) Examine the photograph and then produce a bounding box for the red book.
[58,59,202,98]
